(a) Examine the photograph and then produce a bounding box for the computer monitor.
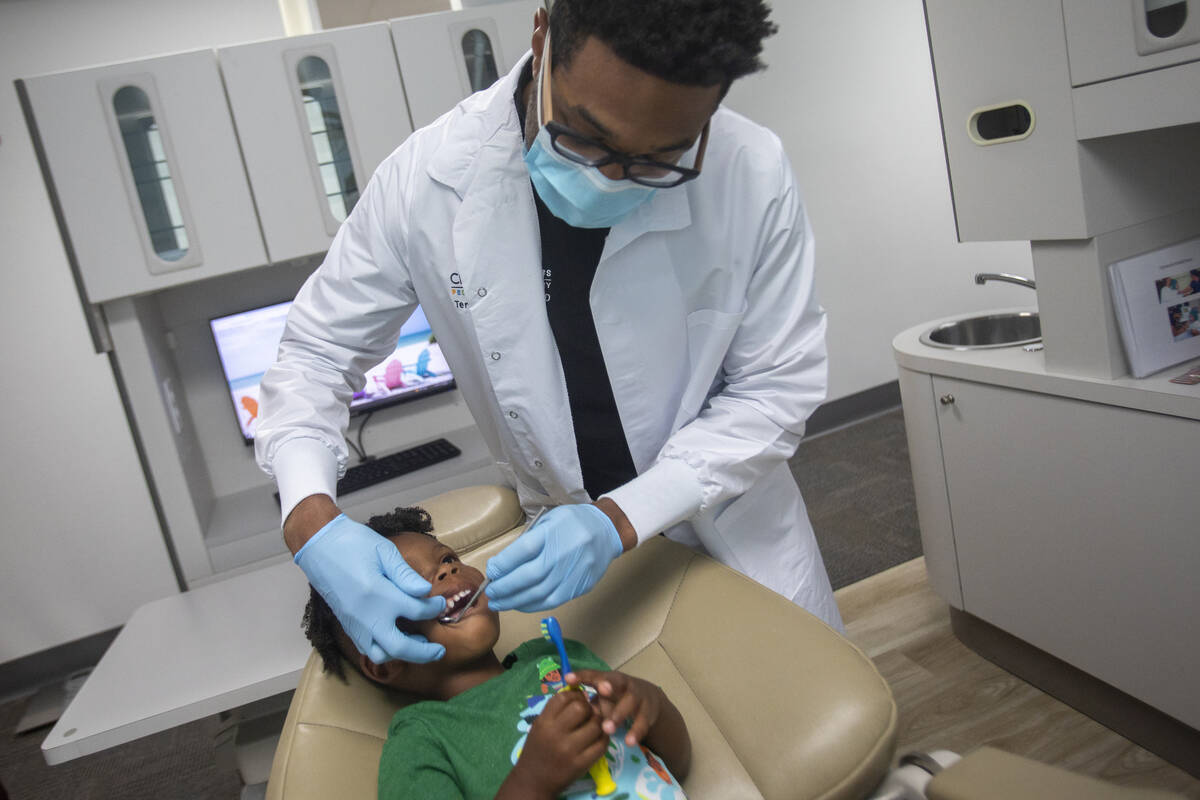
[209,300,455,443]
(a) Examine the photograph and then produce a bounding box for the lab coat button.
[491,351,501,360]
[508,410,519,419]
[477,287,487,297]
[533,459,543,469]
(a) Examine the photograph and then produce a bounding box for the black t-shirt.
[514,61,638,498]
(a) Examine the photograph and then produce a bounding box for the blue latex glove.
[485,504,623,612]
[295,514,446,664]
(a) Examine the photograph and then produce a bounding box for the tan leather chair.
[266,485,897,800]
[266,486,1185,800]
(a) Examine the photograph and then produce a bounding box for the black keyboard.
[337,438,462,496]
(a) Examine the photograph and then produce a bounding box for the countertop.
[893,307,1200,422]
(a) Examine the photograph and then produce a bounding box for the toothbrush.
[539,616,574,678]
[540,616,618,796]
[446,507,547,623]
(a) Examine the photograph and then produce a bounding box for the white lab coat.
[257,56,842,630]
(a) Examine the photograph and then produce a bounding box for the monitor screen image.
[209,301,455,443]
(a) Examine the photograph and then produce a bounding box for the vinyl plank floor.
[836,557,1200,798]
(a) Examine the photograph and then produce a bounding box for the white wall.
[0,0,284,663]
[727,0,1037,401]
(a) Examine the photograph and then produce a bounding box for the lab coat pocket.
[677,306,746,426]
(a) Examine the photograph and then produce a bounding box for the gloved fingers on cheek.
[374,622,445,664]
[376,541,434,596]
[340,617,373,656]
[389,588,446,622]
[364,641,390,666]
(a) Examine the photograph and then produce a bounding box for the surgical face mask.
[524,129,657,228]
[523,37,656,229]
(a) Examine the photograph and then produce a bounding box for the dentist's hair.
[548,0,778,93]
[302,506,435,680]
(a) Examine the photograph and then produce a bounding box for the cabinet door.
[1063,0,1200,87]
[933,376,1199,728]
[219,24,413,263]
[924,0,1087,241]
[21,50,267,303]
[391,0,539,129]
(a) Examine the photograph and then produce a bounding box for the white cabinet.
[19,17,507,589]
[219,24,413,264]
[391,0,539,128]
[924,0,1085,241]
[902,370,1200,730]
[20,50,267,303]
[923,0,1200,242]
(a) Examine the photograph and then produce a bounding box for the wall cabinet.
[391,1,538,128]
[18,5,543,588]
[923,0,1200,242]
[1062,0,1200,86]
[218,24,414,263]
[899,367,1199,730]
[21,50,267,303]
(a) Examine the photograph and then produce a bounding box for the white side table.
[42,558,312,765]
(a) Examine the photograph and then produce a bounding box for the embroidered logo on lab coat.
[449,272,468,309]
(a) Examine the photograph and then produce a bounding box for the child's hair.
[301,506,435,680]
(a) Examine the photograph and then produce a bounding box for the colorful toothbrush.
[539,616,574,678]
[540,616,617,796]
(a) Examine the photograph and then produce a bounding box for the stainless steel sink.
[919,311,1041,349]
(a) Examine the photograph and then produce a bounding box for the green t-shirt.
[378,638,686,800]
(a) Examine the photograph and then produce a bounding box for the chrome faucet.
[975,272,1036,290]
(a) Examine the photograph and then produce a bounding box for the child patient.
[302,506,692,800]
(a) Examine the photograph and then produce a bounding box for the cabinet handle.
[940,394,956,405]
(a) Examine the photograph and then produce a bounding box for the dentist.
[257,0,841,665]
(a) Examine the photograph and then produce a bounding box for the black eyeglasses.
[544,120,710,188]
[536,29,709,189]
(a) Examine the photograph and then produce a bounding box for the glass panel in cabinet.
[112,85,190,261]
[296,55,359,222]
[460,29,499,92]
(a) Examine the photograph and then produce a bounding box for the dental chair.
[265,486,1182,800]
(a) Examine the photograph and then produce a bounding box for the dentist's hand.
[294,513,446,664]
[485,504,625,612]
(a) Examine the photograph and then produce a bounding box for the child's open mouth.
[437,585,482,624]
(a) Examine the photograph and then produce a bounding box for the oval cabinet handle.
[939,394,956,405]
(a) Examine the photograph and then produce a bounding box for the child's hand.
[566,669,664,747]
[511,689,607,795]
